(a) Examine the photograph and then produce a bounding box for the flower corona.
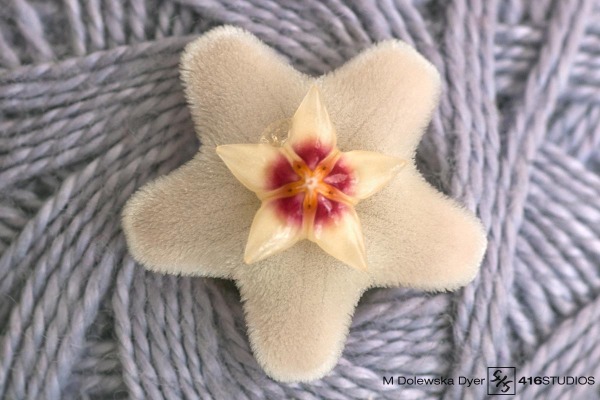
[217,85,406,270]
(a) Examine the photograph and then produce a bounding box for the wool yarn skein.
[1,0,600,399]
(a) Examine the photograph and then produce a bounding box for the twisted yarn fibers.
[1,0,600,399]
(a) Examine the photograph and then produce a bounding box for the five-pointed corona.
[216,86,406,271]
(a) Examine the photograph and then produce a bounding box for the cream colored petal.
[244,200,304,264]
[181,26,310,146]
[121,149,258,278]
[234,241,370,382]
[216,144,292,195]
[360,166,487,290]
[319,40,441,159]
[310,205,368,271]
[336,150,406,200]
[285,85,336,154]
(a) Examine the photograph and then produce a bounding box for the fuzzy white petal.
[337,150,406,200]
[285,85,336,152]
[180,26,310,146]
[244,201,304,264]
[216,144,286,195]
[320,41,441,159]
[310,206,368,271]
[121,149,257,278]
[360,167,488,291]
[234,241,370,382]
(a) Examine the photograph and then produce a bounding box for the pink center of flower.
[266,141,355,230]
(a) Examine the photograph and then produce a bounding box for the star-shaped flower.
[217,85,405,271]
[122,26,487,382]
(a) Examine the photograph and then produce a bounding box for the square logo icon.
[487,367,516,395]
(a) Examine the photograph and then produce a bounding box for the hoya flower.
[122,26,487,382]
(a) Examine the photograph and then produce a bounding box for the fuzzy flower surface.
[122,26,487,382]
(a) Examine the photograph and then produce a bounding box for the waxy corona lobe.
[216,86,405,271]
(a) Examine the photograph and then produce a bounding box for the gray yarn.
[1,0,600,399]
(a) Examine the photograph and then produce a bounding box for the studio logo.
[487,367,516,395]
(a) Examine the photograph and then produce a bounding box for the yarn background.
[1,0,600,399]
